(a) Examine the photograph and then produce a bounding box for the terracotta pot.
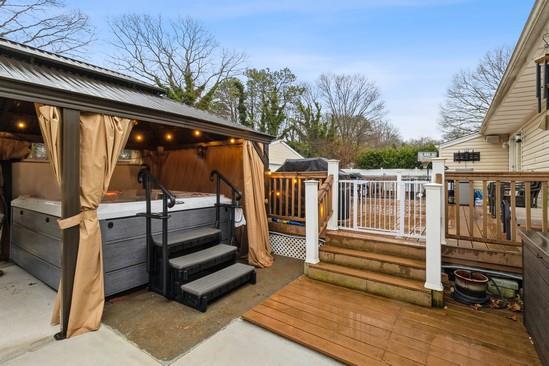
[454,270,488,297]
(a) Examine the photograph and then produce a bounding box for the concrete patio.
[0,261,337,365]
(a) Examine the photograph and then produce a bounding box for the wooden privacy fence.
[445,172,549,246]
[267,171,328,224]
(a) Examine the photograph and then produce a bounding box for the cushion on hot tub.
[152,227,221,247]
[169,244,236,270]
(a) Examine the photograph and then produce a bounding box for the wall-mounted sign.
[417,151,438,163]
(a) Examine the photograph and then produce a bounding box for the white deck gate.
[338,179,429,239]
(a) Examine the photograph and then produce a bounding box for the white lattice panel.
[269,232,323,260]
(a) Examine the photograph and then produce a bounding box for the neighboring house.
[479,0,549,172]
[438,133,509,172]
[268,140,303,171]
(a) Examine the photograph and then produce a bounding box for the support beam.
[0,161,12,260]
[305,180,319,264]
[55,108,80,340]
[425,183,443,292]
[431,158,446,245]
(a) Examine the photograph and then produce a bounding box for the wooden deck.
[243,277,540,366]
[444,204,523,273]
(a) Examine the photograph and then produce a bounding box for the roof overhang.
[0,77,272,144]
[0,39,273,144]
[481,0,549,136]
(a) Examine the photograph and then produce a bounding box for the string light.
[16,121,26,130]
[193,130,201,137]
[165,132,174,142]
[276,191,280,197]
[134,133,144,142]
[229,138,236,144]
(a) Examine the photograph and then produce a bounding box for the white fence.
[338,179,429,238]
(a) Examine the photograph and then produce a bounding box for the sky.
[65,0,534,140]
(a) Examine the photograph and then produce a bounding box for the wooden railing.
[317,175,334,235]
[267,171,328,223]
[445,172,549,246]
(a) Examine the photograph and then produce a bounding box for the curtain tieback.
[57,209,98,230]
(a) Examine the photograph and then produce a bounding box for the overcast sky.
[66,0,533,140]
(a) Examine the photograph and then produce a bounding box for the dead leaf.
[508,302,522,312]
[471,303,482,311]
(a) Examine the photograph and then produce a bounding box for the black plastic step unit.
[179,263,256,312]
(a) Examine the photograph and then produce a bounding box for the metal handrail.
[137,165,177,297]
[209,170,242,245]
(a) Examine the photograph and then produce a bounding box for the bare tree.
[317,73,386,166]
[366,120,401,148]
[439,47,511,140]
[110,15,245,110]
[0,0,93,55]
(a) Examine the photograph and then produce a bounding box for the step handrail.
[210,170,242,245]
[137,165,177,297]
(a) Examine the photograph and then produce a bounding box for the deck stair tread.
[320,245,425,269]
[169,244,236,270]
[180,262,254,297]
[152,227,221,247]
[327,230,425,249]
[308,262,428,292]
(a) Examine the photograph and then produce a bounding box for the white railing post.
[352,181,358,230]
[424,183,443,292]
[397,173,405,236]
[327,159,339,231]
[431,158,446,245]
[305,180,319,264]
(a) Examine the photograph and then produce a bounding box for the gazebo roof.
[0,38,272,143]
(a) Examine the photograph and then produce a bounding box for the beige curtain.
[0,138,31,160]
[36,104,133,337]
[243,141,272,267]
[35,105,62,185]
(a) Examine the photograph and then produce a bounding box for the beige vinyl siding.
[268,141,303,166]
[518,114,549,171]
[439,135,509,172]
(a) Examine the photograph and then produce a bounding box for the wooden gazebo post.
[55,108,80,340]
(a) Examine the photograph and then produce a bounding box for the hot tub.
[10,193,231,296]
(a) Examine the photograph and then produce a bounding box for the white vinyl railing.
[338,179,429,238]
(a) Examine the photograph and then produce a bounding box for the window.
[453,151,480,162]
[26,143,142,164]
[27,143,47,160]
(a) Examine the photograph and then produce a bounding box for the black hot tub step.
[152,227,221,249]
[179,263,256,312]
[169,244,237,281]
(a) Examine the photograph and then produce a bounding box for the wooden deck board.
[243,277,541,366]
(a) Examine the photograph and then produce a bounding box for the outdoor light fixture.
[134,133,144,142]
[293,178,298,184]
[193,130,201,137]
[165,132,174,142]
[229,138,236,144]
[266,170,272,176]
[197,145,207,159]
[16,121,26,130]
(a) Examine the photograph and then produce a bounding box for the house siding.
[518,114,549,171]
[439,135,509,172]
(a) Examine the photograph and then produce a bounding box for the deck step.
[320,245,426,281]
[179,263,256,312]
[153,227,221,248]
[169,244,237,280]
[306,262,432,307]
[326,230,426,259]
